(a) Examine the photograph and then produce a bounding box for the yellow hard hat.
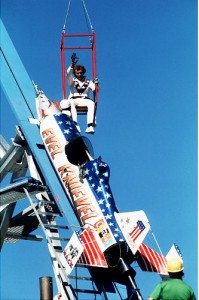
[167,257,184,273]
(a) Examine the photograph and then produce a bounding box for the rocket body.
[36,92,149,262]
[40,113,124,253]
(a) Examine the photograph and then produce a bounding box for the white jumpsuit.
[65,66,95,125]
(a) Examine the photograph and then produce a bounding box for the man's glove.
[93,78,99,84]
[71,53,78,65]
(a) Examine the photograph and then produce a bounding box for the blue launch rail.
[0,19,77,227]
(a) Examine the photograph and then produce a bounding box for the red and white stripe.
[78,228,108,268]
[130,225,143,242]
[137,243,168,275]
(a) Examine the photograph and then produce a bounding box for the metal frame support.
[60,32,97,99]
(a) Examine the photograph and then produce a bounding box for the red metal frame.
[60,32,98,102]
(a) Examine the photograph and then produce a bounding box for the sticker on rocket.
[95,219,115,248]
[63,232,84,274]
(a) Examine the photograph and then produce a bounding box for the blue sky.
[1,1,198,300]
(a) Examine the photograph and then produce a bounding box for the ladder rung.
[69,275,92,281]
[73,288,100,295]
[38,212,60,217]
[44,224,69,230]
[36,199,53,204]
[50,237,70,241]
[53,248,63,253]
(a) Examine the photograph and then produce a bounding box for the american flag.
[78,227,108,267]
[129,220,145,242]
[137,243,168,275]
[174,243,182,259]
[54,114,81,140]
[82,157,125,243]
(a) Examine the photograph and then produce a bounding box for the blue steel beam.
[0,19,77,228]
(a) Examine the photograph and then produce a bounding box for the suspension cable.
[63,0,72,32]
[150,228,164,257]
[63,0,94,33]
[81,0,94,32]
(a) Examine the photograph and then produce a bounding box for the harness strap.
[71,96,90,100]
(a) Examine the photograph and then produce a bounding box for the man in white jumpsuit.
[61,54,98,134]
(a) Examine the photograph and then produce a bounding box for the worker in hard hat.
[148,257,196,300]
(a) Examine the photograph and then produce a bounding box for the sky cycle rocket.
[32,82,183,299]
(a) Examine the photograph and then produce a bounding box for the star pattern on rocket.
[54,114,81,140]
[83,157,125,242]
[119,216,134,229]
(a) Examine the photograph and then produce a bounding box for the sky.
[0,0,198,300]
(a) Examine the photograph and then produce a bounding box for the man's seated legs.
[60,99,71,117]
[71,98,95,133]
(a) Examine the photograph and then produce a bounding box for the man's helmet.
[167,257,184,273]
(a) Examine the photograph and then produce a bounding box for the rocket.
[33,83,182,297]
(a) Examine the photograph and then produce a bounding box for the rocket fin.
[137,243,168,275]
[78,227,108,268]
[115,210,150,254]
[62,228,108,275]
[62,232,84,275]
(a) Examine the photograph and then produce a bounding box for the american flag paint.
[115,211,150,255]
[137,243,168,275]
[53,114,81,140]
[78,227,108,267]
[82,158,125,244]
[129,221,145,242]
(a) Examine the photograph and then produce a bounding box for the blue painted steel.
[0,19,77,228]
